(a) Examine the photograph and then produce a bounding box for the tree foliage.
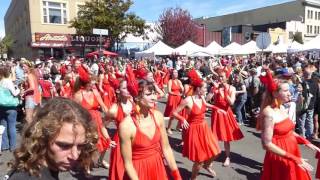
[156,7,197,48]
[0,34,14,54]
[70,0,148,50]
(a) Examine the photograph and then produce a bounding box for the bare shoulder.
[119,116,136,138]
[109,103,118,118]
[261,106,274,121]
[153,109,164,126]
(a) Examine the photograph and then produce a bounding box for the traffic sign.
[256,33,271,50]
[93,28,108,35]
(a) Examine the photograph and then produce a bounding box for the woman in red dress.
[107,80,135,180]
[258,69,320,180]
[165,70,184,134]
[119,80,182,180]
[73,65,114,171]
[173,69,221,180]
[207,69,244,167]
[99,64,116,108]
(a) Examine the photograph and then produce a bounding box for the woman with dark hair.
[8,97,98,179]
[107,80,135,180]
[207,68,244,167]
[258,69,320,180]
[165,69,184,134]
[119,78,182,180]
[73,65,113,171]
[172,69,221,180]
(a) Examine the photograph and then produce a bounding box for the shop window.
[42,1,68,24]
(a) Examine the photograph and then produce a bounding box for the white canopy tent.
[303,35,320,51]
[174,41,206,55]
[189,51,213,57]
[219,42,242,55]
[239,40,261,54]
[204,41,222,55]
[135,41,174,56]
[287,41,303,53]
[271,43,288,54]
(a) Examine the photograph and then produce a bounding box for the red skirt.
[164,94,181,117]
[89,110,110,153]
[261,134,311,180]
[183,121,221,162]
[109,131,124,180]
[211,107,244,141]
[123,152,168,180]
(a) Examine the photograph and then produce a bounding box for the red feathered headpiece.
[259,69,278,93]
[188,69,203,87]
[108,75,120,90]
[78,65,90,83]
[134,67,148,80]
[126,64,139,97]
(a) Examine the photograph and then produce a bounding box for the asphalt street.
[0,99,318,180]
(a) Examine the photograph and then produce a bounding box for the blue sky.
[0,0,292,37]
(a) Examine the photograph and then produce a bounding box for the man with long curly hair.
[6,97,98,179]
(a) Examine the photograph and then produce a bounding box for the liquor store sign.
[34,33,108,46]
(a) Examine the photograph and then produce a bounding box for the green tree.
[70,0,148,51]
[293,32,303,44]
[0,35,14,55]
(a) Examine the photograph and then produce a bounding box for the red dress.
[183,97,221,162]
[81,91,110,153]
[123,112,168,180]
[261,118,311,180]
[102,74,116,108]
[154,71,164,90]
[164,80,182,117]
[109,102,134,180]
[211,86,244,141]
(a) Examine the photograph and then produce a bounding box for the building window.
[310,25,313,34]
[311,10,313,19]
[307,25,309,34]
[316,11,318,20]
[308,10,311,19]
[42,1,67,24]
[315,26,317,34]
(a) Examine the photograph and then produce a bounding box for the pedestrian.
[207,68,244,167]
[73,65,114,173]
[0,64,20,152]
[173,69,220,179]
[120,80,182,180]
[20,59,41,124]
[107,80,135,180]
[7,97,98,179]
[165,70,184,134]
[258,69,320,180]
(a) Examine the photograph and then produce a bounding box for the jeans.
[0,107,17,151]
[297,109,314,138]
[233,94,247,124]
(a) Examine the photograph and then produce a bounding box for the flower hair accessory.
[259,69,278,93]
[187,69,203,87]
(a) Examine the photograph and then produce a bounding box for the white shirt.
[0,78,20,96]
